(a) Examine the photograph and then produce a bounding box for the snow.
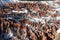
[12,8,28,13]
[56,16,60,20]
[40,18,45,24]
[27,17,48,24]
[56,8,60,11]
[57,28,60,33]
[4,31,13,39]
[28,17,40,22]
[8,31,13,38]
[29,18,35,22]
[1,0,19,3]
[40,1,48,5]
[54,4,60,8]
[25,23,30,27]
[47,10,56,14]
[19,8,28,13]
[46,1,54,6]
[33,18,40,22]
[30,9,36,13]
[12,10,18,13]
[45,17,51,21]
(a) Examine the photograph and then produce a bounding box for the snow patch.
[56,16,60,20]
[57,28,60,33]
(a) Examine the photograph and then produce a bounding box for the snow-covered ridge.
[12,8,28,13]
[0,0,19,3]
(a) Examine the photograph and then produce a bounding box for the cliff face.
[0,1,60,40]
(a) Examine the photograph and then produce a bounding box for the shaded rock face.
[0,1,60,40]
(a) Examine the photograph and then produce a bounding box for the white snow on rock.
[40,1,48,5]
[12,8,28,13]
[45,17,51,21]
[57,28,60,33]
[33,18,40,22]
[47,10,56,14]
[1,0,19,3]
[56,16,60,20]
[12,10,18,13]
[4,31,13,39]
[40,17,45,24]
[46,1,54,6]
[54,4,60,8]
[56,8,60,11]
[30,9,36,13]
[19,8,28,13]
